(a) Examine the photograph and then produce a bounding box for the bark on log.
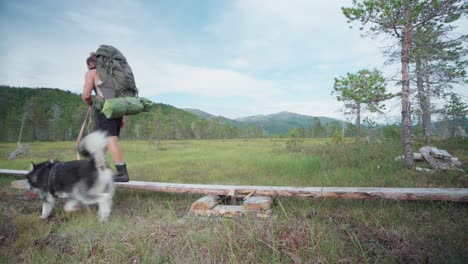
[10,179,468,202]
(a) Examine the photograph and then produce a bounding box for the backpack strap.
[95,85,105,98]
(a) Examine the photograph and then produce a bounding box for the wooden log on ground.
[0,169,29,177]
[394,153,424,161]
[10,179,468,202]
[415,167,435,173]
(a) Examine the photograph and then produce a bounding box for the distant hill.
[185,109,344,135]
[183,108,217,119]
[236,111,343,135]
[183,108,240,127]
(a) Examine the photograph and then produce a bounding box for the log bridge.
[2,169,467,203]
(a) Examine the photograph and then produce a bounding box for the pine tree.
[342,0,467,168]
[333,69,394,140]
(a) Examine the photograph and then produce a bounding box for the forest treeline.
[1,86,463,142]
[0,86,347,142]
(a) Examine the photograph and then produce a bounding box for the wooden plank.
[190,195,219,211]
[213,205,245,217]
[437,149,452,159]
[420,146,454,170]
[10,179,468,202]
[429,147,452,160]
[244,196,273,211]
[12,179,29,189]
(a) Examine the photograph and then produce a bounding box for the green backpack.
[96,45,138,97]
[95,45,154,118]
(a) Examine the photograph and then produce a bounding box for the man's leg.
[108,136,123,164]
[95,111,129,182]
[108,136,129,182]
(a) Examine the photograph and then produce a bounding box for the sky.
[0,0,466,121]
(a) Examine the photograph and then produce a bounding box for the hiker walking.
[82,51,130,182]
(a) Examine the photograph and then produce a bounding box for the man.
[82,52,130,182]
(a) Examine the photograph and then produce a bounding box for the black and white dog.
[26,131,115,221]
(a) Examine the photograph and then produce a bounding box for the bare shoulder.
[85,69,97,79]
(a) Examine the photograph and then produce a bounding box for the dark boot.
[114,163,129,182]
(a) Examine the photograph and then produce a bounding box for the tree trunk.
[356,102,361,141]
[416,57,430,144]
[401,6,414,169]
[423,74,432,144]
[415,55,426,139]
[17,115,25,145]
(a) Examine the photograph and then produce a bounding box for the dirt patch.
[33,232,73,254]
[344,223,425,263]
[0,215,19,247]
[276,220,316,261]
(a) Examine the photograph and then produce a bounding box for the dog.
[26,131,115,221]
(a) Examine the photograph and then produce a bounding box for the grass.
[1,138,466,187]
[0,138,467,263]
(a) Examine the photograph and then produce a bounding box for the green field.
[0,138,467,263]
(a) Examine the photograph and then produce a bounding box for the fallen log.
[9,179,468,202]
[4,169,467,202]
[0,169,29,177]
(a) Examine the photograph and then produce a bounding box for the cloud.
[134,61,283,99]
[60,11,137,37]
[206,0,387,73]
[0,0,405,119]
[227,58,249,70]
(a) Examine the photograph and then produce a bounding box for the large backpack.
[96,45,138,98]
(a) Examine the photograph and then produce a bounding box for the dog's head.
[26,160,55,189]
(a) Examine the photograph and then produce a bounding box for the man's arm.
[82,70,95,106]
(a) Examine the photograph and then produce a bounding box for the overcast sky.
[0,0,466,120]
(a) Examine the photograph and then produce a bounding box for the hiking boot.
[114,163,129,182]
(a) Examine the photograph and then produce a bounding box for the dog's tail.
[78,131,108,168]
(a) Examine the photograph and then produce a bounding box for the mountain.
[183,108,217,119]
[185,109,344,135]
[183,108,239,127]
[236,111,342,135]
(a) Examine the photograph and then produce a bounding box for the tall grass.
[1,138,466,187]
[0,138,466,263]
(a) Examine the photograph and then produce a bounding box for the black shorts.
[94,111,122,137]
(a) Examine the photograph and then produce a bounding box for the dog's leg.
[40,194,55,219]
[63,199,79,212]
[97,193,113,221]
